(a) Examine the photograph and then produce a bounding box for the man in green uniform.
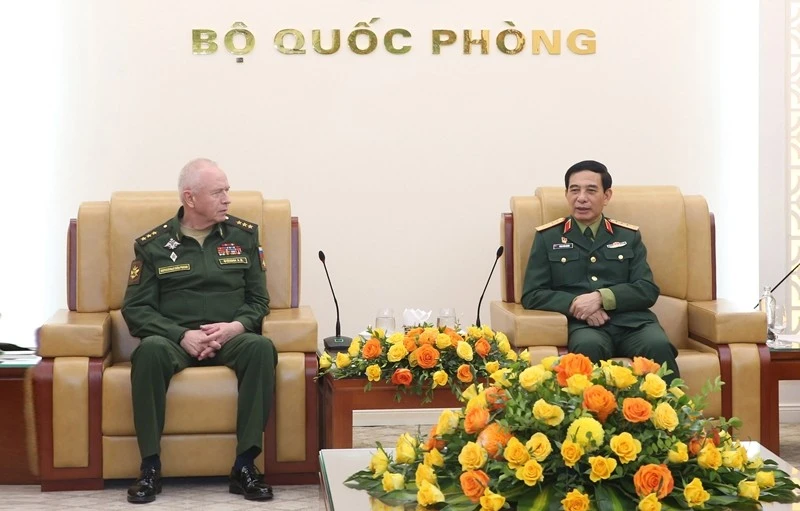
[121,158,277,503]
[521,160,679,381]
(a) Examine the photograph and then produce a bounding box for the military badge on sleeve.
[128,260,143,285]
[258,246,266,272]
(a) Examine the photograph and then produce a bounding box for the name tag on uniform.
[606,241,627,249]
[158,264,191,275]
[219,256,249,265]
[552,243,574,250]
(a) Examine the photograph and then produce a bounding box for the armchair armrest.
[262,306,317,353]
[38,309,111,358]
[687,300,767,344]
[490,302,568,347]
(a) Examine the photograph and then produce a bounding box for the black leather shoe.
[229,464,274,501]
[127,467,162,504]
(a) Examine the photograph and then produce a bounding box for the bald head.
[178,158,220,201]
[177,158,231,229]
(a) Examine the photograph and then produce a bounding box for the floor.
[3,423,800,510]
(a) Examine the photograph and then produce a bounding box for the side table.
[0,356,40,484]
[763,344,800,455]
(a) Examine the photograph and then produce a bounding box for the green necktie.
[584,226,594,241]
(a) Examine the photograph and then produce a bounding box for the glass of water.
[375,308,396,334]
[769,304,788,348]
[437,308,457,330]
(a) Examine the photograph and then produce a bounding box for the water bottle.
[758,286,776,341]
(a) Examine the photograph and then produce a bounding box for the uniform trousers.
[568,322,680,383]
[130,333,278,459]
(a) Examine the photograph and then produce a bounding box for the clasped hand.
[179,321,245,360]
[569,292,609,327]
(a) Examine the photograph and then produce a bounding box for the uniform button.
[561,257,567,263]
[618,254,623,260]
[591,276,598,282]
[590,256,597,263]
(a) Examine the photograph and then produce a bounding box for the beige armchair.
[33,191,319,490]
[490,186,768,441]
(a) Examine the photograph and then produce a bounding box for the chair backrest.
[66,191,300,362]
[501,186,715,305]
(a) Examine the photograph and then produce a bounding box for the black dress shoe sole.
[127,486,162,504]
[229,484,274,501]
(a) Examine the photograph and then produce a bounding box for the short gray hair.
[178,158,218,201]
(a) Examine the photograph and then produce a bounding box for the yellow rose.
[415,463,437,487]
[503,437,530,469]
[506,350,518,362]
[560,439,584,467]
[435,333,452,349]
[436,409,460,436]
[532,399,564,426]
[684,478,710,507]
[638,493,661,511]
[541,355,559,371]
[526,432,553,462]
[481,325,496,339]
[424,447,444,467]
[561,489,590,511]
[485,360,500,374]
[496,331,509,345]
[519,365,551,391]
[737,445,749,466]
[395,433,418,464]
[721,449,744,469]
[432,370,448,388]
[365,364,382,382]
[387,343,408,363]
[515,459,544,486]
[369,449,389,477]
[416,480,444,506]
[368,496,403,511]
[382,471,405,492]
[348,336,362,357]
[466,393,488,412]
[467,326,483,338]
[318,352,332,370]
[387,332,405,344]
[738,480,760,500]
[610,432,642,464]
[588,455,618,482]
[747,456,764,469]
[697,443,722,470]
[461,383,480,402]
[372,328,385,338]
[479,488,505,511]
[651,402,679,432]
[489,368,512,388]
[756,471,776,489]
[335,352,351,368]
[605,365,637,389]
[408,350,418,367]
[667,442,688,464]
[566,417,605,451]
[669,386,685,398]
[566,373,592,395]
[519,349,531,364]
[640,373,667,399]
[458,441,488,471]
[456,341,474,361]
[497,338,511,355]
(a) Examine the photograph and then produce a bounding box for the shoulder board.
[608,218,639,231]
[135,222,171,245]
[225,215,258,233]
[535,217,566,232]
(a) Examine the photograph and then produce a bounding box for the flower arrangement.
[318,325,516,402]
[344,353,800,511]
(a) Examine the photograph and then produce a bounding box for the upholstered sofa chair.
[33,192,319,491]
[490,186,768,441]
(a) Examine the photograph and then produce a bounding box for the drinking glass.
[437,308,457,329]
[769,304,788,348]
[375,308,396,334]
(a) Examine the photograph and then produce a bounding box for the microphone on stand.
[319,251,352,351]
[753,261,800,309]
[475,246,504,327]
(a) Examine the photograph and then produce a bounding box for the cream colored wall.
[0,0,771,367]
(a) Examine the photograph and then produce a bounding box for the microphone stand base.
[323,335,353,351]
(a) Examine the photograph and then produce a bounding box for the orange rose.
[554,353,594,386]
[474,338,491,358]
[476,423,512,460]
[460,470,490,503]
[415,344,441,369]
[631,356,661,376]
[633,464,675,499]
[362,338,382,360]
[403,336,417,353]
[391,368,413,387]
[622,397,653,423]
[688,435,716,456]
[419,330,437,345]
[457,364,474,383]
[448,330,464,346]
[484,387,507,411]
[407,327,424,336]
[424,424,445,451]
[583,385,617,423]
[464,406,490,434]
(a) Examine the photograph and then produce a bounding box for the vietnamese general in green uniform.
[521,160,679,381]
[121,158,276,504]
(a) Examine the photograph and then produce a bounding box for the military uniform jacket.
[520,215,659,330]
[121,208,270,343]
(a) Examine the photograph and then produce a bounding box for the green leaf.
[594,485,637,511]
[516,485,555,511]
